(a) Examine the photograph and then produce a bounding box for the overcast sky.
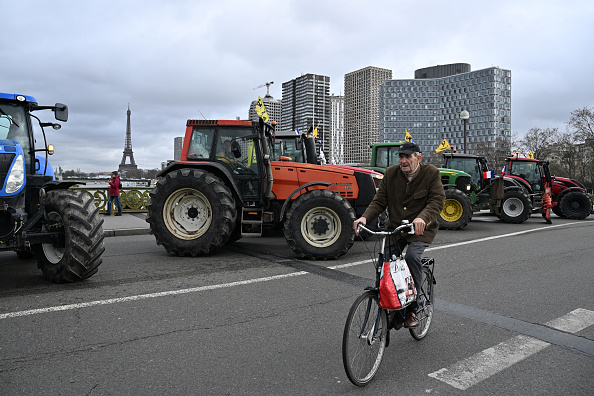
[2,0,593,173]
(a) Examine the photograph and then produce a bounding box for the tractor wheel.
[33,190,105,283]
[146,168,237,256]
[284,189,355,259]
[500,190,532,223]
[558,191,592,219]
[438,189,473,230]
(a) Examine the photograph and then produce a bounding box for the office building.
[281,73,331,160]
[329,95,344,164]
[344,66,392,164]
[379,63,512,154]
[174,136,184,161]
[249,94,282,129]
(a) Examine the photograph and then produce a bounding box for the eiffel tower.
[119,104,138,175]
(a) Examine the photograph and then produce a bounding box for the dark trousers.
[107,196,122,214]
[385,239,429,311]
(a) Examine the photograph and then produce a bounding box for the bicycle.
[342,221,436,386]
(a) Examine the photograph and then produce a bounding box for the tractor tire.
[284,189,355,260]
[146,168,237,256]
[558,191,592,219]
[438,188,473,230]
[500,190,532,223]
[33,190,105,283]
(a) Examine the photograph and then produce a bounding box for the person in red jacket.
[106,171,122,216]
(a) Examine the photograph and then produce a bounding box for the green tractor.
[369,142,474,230]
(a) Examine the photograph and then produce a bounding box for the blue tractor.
[0,92,104,282]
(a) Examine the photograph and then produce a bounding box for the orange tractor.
[146,119,383,259]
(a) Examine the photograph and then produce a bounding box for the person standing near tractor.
[106,171,122,216]
[353,142,445,328]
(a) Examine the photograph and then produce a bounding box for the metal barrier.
[71,186,152,213]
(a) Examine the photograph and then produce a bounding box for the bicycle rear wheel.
[342,290,388,386]
[410,267,435,340]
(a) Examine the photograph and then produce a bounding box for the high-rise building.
[379,63,512,154]
[174,136,184,161]
[344,66,393,164]
[249,94,282,129]
[281,73,331,160]
[329,95,344,164]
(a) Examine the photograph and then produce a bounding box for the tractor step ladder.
[241,208,263,237]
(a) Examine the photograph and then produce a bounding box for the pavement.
[101,212,151,237]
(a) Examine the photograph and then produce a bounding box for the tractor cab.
[181,119,269,202]
[505,156,546,192]
[443,153,492,192]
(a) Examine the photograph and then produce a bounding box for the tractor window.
[376,147,388,168]
[0,103,32,172]
[187,127,213,159]
[214,127,260,177]
[271,137,304,162]
[510,161,541,190]
[447,157,481,187]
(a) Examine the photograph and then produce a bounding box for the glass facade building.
[379,65,512,154]
[281,73,331,160]
[329,95,344,164]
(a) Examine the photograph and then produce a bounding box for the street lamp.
[460,110,470,153]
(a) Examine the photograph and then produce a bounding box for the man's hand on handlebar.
[412,217,426,235]
[353,217,367,235]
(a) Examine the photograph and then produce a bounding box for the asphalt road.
[1,214,593,395]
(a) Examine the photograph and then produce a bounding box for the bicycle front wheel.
[410,267,435,340]
[342,290,388,386]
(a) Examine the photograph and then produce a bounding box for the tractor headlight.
[6,155,25,194]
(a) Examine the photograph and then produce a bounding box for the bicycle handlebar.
[357,221,415,236]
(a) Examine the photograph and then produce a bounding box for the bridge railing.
[72,186,152,213]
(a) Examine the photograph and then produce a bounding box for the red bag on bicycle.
[379,258,416,310]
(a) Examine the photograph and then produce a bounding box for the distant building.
[281,73,331,160]
[249,94,282,129]
[174,136,184,161]
[329,95,344,164]
[344,66,393,164]
[379,63,512,154]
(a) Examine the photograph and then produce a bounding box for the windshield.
[271,136,305,162]
[375,146,400,168]
[446,157,481,187]
[510,160,541,190]
[0,101,32,171]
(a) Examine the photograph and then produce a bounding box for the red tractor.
[503,154,592,222]
[146,119,383,259]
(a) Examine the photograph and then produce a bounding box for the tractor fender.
[157,162,244,206]
[279,181,331,221]
[555,185,586,199]
[41,180,81,191]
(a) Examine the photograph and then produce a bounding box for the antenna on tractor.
[253,81,274,97]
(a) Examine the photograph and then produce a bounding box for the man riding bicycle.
[354,142,445,328]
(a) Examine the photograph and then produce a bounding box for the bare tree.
[517,127,558,159]
[474,136,512,171]
[549,131,580,179]
[568,106,594,142]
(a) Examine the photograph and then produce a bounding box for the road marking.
[0,221,583,320]
[0,271,307,320]
[428,308,594,390]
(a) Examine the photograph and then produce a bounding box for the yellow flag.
[254,96,269,122]
[313,121,320,138]
[435,138,452,153]
[405,130,413,142]
[527,151,534,159]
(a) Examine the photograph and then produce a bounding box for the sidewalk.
[101,212,151,237]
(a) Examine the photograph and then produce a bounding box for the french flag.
[483,170,495,179]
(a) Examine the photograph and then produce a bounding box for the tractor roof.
[0,92,37,103]
[186,119,254,127]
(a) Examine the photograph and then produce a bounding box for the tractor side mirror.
[54,103,68,122]
[295,137,303,151]
[231,140,241,158]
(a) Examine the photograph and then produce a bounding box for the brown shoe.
[404,311,419,328]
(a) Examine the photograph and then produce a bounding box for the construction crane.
[253,81,274,97]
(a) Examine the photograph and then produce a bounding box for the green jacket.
[362,163,445,244]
